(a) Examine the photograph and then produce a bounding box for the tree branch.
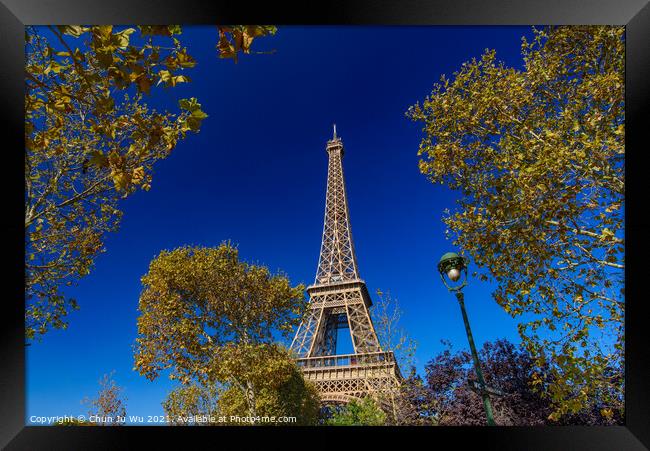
[545,220,623,245]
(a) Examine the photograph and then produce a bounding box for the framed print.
[1,0,649,449]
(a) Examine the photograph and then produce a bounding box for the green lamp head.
[437,252,468,290]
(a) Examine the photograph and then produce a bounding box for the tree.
[25,25,275,341]
[82,371,127,425]
[395,372,438,425]
[423,339,546,425]
[163,348,320,426]
[421,339,622,425]
[370,289,419,424]
[134,242,307,418]
[326,397,387,426]
[406,26,624,419]
[371,290,417,370]
[215,346,321,425]
[163,382,221,425]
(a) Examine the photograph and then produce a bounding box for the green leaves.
[326,397,387,426]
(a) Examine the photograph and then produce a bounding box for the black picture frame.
[2,1,648,449]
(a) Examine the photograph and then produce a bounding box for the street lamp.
[438,252,496,426]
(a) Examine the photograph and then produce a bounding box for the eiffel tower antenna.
[290,126,401,405]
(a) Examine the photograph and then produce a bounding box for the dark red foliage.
[416,339,622,426]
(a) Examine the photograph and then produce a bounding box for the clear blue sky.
[27,25,536,424]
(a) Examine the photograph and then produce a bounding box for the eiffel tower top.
[326,123,344,154]
[314,125,360,285]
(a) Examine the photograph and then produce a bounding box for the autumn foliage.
[25,25,274,341]
[134,243,318,421]
[407,26,624,419]
[82,371,128,425]
[407,339,623,425]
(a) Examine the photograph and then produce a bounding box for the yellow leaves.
[44,61,66,75]
[543,129,560,140]
[32,132,50,150]
[93,94,115,115]
[599,228,615,242]
[165,48,196,70]
[107,149,123,167]
[178,97,208,132]
[212,345,319,423]
[88,151,108,168]
[104,150,134,192]
[216,32,237,60]
[114,28,136,49]
[408,24,625,423]
[46,86,74,112]
[156,70,171,85]
[136,75,153,95]
[613,124,624,136]
[127,70,141,83]
[216,25,277,63]
[131,166,145,185]
[134,243,307,385]
[94,25,114,40]
[111,171,128,192]
[139,25,183,37]
[157,70,190,87]
[57,25,89,38]
[25,24,275,342]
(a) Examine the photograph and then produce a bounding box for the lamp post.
[438,252,496,426]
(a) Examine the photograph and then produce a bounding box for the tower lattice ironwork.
[290,125,401,404]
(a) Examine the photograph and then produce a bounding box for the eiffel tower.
[290,125,401,404]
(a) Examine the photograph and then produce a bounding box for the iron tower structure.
[290,126,401,404]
